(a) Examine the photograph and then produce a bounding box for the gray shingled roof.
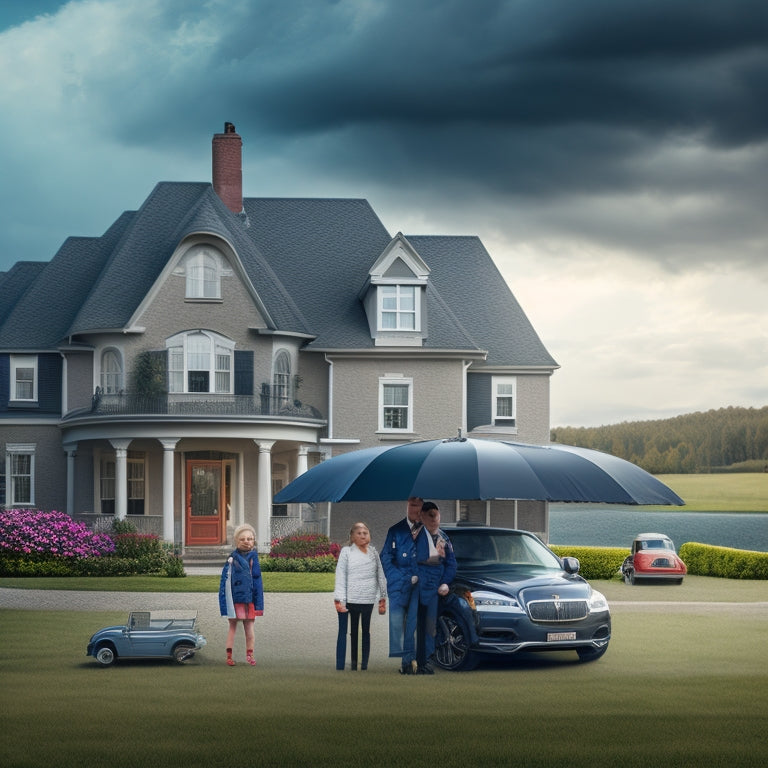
[0,182,557,368]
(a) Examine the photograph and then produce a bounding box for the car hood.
[456,570,590,600]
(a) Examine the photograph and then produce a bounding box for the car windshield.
[449,530,563,572]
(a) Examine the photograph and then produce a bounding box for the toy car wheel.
[173,643,195,663]
[623,568,636,585]
[95,645,116,666]
[434,612,477,671]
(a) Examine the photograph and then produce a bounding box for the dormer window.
[10,355,37,402]
[175,245,232,300]
[362,233,430,347]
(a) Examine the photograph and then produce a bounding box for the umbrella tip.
[444,428,467,443]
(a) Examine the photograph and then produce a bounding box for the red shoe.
[246,654,256,666]
[226,657,236,666]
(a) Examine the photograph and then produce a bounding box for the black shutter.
[234,350,254,396]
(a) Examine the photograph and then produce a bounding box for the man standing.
[414,501,457,674]
[381,496,423,674]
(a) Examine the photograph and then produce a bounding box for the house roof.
[0,182,557,368]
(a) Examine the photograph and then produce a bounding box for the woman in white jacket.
[333,522,387,670]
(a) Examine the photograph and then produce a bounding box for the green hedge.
[549,545,629,580]
[259,554,337,573]
[679,542,768,579]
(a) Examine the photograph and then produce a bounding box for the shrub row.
[259,554,337,573]
[269,533,340,560]
[679,541,768,580]
[549,545,629,580]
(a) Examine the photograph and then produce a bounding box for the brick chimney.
[212,122,243,214]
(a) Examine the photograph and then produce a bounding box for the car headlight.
[588,589,609,612]
[472,590,522,611]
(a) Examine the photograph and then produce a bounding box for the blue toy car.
[87,611,207,666]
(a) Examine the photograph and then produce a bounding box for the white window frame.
[185,248,221,299]
[378,285,420,332]
[166,330,235,394]
[492,375,517,426]
[100,348,124,394]
[6,443,35,507]
[378,377,413,432]
[10,355,37,402]
[272,350,292,406]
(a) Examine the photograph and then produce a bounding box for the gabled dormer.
[360,233,430,346]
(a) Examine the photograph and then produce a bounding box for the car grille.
[526,599,589,622]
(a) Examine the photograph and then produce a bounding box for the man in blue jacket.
[414,501,457,674]
[381,496,423,674]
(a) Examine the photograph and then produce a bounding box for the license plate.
[547,631,576,641]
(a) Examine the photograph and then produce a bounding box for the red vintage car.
[621,533,687,585]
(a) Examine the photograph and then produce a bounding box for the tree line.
[550,406,768,474]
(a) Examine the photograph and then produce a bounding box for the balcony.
[63,390,323,421]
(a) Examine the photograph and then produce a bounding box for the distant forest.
[550,406,768,474]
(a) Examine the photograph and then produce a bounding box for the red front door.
[185,461,226,545]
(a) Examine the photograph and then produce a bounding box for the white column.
[255,440,275,553]
[64,443,77,516]
[110,439,131,521]
[159,439,179,544]
[296,444,310,476]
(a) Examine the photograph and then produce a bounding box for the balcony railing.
[80,391,323,420]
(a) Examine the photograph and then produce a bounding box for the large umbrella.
[273,436,685,505]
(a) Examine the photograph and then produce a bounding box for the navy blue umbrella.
[273,436,685,505]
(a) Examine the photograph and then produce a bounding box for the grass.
[0,571,335,592]
[1,589,767,768]
[653,473,768,512]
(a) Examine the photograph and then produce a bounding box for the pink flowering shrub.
[0,509,115,559]
[269,533,340,560]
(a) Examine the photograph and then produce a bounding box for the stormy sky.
[1,0,766,427]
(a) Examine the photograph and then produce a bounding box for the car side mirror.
[562,556,580,574]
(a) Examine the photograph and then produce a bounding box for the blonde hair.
[232,523,257,545]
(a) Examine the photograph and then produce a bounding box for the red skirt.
[233,603,257,619]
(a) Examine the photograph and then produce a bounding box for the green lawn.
[1,598,766,768]
[2,576,767,767]
[654,473,768,512]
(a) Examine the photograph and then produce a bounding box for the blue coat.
[219,549,264,617]
[414,528,457,605]
[381,517,419,609]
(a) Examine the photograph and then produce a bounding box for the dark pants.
[416,595,439,669]
[336,603,374,670]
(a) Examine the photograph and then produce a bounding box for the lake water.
[548,505,768,553]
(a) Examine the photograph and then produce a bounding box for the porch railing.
[78,391,322,419]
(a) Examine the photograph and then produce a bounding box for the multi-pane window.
[380,379,412,431]
[127,454,145,516]
[99,453,145,515]
[379,285,418,330]
[100,349,123,394]
[10,355,37,401]
[6,445,35,506]
[166,331,234,394]
[186,249,220,299]
[492,376,517,426]
[272,351,291,405]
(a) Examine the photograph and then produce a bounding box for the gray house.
[0,124,558,550]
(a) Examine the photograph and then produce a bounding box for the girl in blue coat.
[219,523,264,666]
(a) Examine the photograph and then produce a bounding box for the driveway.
[2,584,765,669]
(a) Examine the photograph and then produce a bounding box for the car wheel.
[434,613,477,671]
[173,643,195,663]
[95,645,116,666]
[624,568,636,585]
[577,643,609,663]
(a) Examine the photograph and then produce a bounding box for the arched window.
[101,349,123,394]
[166,331,234,393]
[273,350,292,405]
[184,248,221,299]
